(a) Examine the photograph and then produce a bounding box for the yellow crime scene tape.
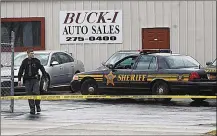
[1,95,216,100]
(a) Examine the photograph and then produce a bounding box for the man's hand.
[18,81,22,86]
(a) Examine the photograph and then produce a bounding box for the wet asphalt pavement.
[1,94,216,135]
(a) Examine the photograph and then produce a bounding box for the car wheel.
[81,79,98,100]
[81,79,98,95]
[152,81,171,103]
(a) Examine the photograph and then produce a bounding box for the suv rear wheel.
[152,81,171,103]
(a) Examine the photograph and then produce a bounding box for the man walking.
[18,49,48,115]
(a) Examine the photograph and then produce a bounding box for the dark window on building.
[1,17,45,52]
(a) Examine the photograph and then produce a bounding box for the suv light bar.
[139,49,172,54]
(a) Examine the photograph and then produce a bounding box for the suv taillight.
[189,72,200,80]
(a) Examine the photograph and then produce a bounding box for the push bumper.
[70,80,81,92]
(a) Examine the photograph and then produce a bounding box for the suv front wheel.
[81,79,98,95]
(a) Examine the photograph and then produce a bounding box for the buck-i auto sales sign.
[59,10,122,44]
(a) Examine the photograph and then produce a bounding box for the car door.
[130,55,158,91]
[49,53,64,86]
[102,55,139,90]
[57,52,73,84]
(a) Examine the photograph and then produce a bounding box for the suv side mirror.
[51,61,59,66]
[108,64,114,69]
[101,61,105,66]
[206,61,212,66]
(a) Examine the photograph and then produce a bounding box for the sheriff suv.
[71,49,216,102]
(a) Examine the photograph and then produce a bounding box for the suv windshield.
[212,59,216,66]
[14,53,49,66]
[105,52,138,65]
[165,55,200,69]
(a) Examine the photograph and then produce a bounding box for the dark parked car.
[71,49,216,102]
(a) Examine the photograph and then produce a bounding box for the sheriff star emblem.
[104,71,116,86]
[177,74,184,81]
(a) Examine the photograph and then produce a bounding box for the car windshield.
[165,55,200,69]
[104,52,138,65]
[14,53,49,66]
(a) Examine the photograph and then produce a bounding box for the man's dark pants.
[24,79,40,111]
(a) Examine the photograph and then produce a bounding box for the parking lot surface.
[1,98,216,135]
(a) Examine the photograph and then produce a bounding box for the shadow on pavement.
[25,113,47,121]
[77,98,217,107]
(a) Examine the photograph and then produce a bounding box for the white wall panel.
[52,1,61,50]
[29,1,38,16]
[212,1,216,61]
[6,2,14,17]
[204,1,213,63]
[122,1,131,50]
[171,1,180,53]
[1,2,6,17]
[146,1,155,27]
[195,1,205,65]
[21,1,29,17]
[44,1,53,51]
[163,2,171,27]
[37,1,45,16]
[155,1,164,26]
[131,1,140,50]
[13,2,22,17]
[1,0,216,70]
[187,1,196,58]
[179,1,187,55]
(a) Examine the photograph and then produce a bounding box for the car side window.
[158,57,169,69]
[50,53,61,65]
[135,55,157,70]
[182,56,199,68]
[114,56,138,69]
[58,53,70,64]
[65,53,74,62]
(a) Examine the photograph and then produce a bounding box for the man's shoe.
[36,106,41,112]
[30,110,35,115]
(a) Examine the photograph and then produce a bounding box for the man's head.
[27,49,34,59]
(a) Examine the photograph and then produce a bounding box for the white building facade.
[1,0,216,71]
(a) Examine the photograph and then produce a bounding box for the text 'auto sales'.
[59,10,122,44]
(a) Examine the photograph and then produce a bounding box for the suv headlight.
[73,75,79,80]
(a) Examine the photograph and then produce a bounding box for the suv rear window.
[165,55,200,69]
